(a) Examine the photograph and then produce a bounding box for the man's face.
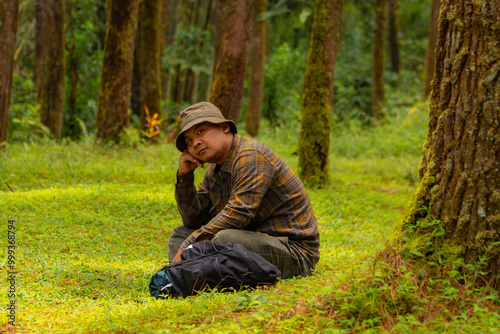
[183,122,232,164]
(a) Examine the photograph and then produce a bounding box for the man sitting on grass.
[168,102,319,279]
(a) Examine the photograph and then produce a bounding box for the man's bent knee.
[212,229,243,245]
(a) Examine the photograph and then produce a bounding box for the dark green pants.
[167,226,311,279]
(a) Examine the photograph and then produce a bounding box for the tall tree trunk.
[96,0,140,142]
[0,0,19,146]
[387,0,400,74]
[138,0,163,134]
[67,44,79,136]
[131,31,141,118]
[399,0,500,283]
[298,0,343,185]
[195,0,214,102]
[172,0,194,104]
[212,1,223,81]
[372,0,387,119]
[160,0,170,102]
[423,0,441,99]
[245,0,267,137]
[35,0,66,140]
[209,0,251,122]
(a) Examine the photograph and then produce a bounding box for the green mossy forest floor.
[1,109,499,333]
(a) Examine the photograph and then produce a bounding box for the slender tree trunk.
[399,0,500,283]
[0,0,20,146]
[372,0,387,119]
[160,0,170,102]
[298,0,343,185]
[67,44,78,136]
[209,0,251,122]
[387,0,400,74]
[172,0,194,104]
[131,31,141,118]
[184,0,204,103]
[194,0,214,102]
[212,1,223,81]
[245,0,267,137]
[138,0,162,134]
[96,0,140,142]
[35,0,66,140]
[423,0,441,99]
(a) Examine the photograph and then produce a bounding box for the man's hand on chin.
[178,150,204,174]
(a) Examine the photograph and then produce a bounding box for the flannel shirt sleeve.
[180,150,275,249]
[175,170,212,229]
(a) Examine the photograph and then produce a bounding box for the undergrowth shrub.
[297,225,500,333]
[298,242,500,332]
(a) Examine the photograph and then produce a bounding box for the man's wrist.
[176,170,194,185]
[177,168,194,175]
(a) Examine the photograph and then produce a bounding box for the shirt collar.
[218,134,241,174]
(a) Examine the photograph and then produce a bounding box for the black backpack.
[149,240,281,298]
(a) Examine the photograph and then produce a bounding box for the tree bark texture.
[0,0,19,145]
[137,0,162,133]
[372,0,387,119]
[298,0,343,185]
[96,0,140,142]
[399,0,500,280]
[245,0,267,137]
[423,0,441,99]
[35,0,66,140]
[209,0,251,123]
[388,0,400,74]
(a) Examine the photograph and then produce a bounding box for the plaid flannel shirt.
[175,134,320,267]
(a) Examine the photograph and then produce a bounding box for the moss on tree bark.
[0,0,19,145]
[209,0,251,123]
[398,0,500,283]
[137,0,162,135]
[298,0,343,185]
[245,0,268,137]
[96,0,140,142]
[35,0,66,140]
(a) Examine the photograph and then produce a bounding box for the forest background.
[1,0,499,332]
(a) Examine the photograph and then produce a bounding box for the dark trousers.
[167,226,311,279]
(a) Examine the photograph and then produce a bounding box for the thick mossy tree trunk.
[0,0,19,146]
[298,0,343,185]
[245,0,267,137]
[423,0,441,100]
[399,0,500,282]
[209,0,251,123]
[372,0,387,119]
[137,0,162,133]
[387,0,400,74]
[35,0,66,140]
[96,0,140,142]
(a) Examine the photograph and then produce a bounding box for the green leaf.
[299,7,312,23]
[410,250,424,257]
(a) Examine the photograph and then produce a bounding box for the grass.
[1,107,499,333]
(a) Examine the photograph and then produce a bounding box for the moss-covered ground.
[1,106,498,333]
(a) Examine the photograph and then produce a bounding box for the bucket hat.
[175,102,237,152]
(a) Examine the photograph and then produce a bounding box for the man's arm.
[180,150,277,249]
[175,151,212,229]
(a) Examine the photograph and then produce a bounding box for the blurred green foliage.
[63,0,106,139]
[262,43,305,127]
